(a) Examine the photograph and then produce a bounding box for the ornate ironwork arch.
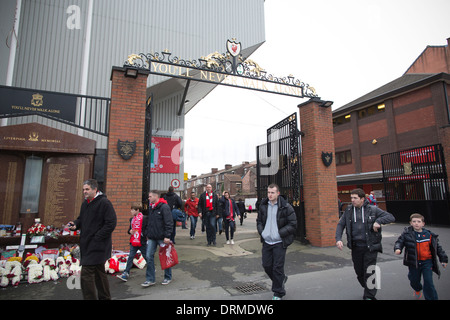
[124,39,319,99]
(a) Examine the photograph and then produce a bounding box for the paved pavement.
[1,213,450,301]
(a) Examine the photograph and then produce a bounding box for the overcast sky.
[184,0,450,177]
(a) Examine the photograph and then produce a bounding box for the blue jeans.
[145,239,172,282]
[189,216,198,237]
[124,242,148,274]
[408,259,438,300]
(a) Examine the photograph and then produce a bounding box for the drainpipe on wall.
[2,0,22,127]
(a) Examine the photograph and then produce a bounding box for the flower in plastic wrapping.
[104,258,115,274]
[133,252,146,269]
[27,223,46,236]
[27,264,44,284]
[40,258,59,282]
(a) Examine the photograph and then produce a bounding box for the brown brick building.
[333,38,450,224]
[184,161,257,200]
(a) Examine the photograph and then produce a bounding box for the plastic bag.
[158,242,178,270]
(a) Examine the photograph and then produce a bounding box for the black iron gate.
[381,144,450,225]
[256,113,306,242]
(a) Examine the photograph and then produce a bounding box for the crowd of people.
[67,180,447,301]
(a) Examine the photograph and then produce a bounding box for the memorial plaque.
[0,123,96,154]
[39,156,92,227]
[0,154,24,225]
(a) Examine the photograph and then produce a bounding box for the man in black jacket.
[335,188,395,300]
[142,190,173,287]
[198,184,219,246]
[256,184,297,300]
[68,179,117,300]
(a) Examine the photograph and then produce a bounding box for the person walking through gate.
[219,191,241,244]
[257,184,297,300]
[394,213,448,300]
[185,191,199,239]
[117,202,148,282]
[164,186,185,244]
[198,184,219,246]
[68,179,117,300]
[335,188,395,300]
[237,198,246,226]
[142,190,174,287]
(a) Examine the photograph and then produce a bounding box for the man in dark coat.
[335,188,395,300]
[68,179,117,300]
[164,186,186,243]
[198,184,219,246]
[142,190,174,287]
[256,184,297,300]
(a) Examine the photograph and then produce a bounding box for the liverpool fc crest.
[227,39,241,57]
[31,93,43,107]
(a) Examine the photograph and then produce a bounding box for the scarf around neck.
[206,192,213,211]
[151,198,168,209]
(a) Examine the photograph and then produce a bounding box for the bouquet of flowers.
[27,222,46,236]
[133,252,146,269]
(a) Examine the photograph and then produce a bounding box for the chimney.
[211,168,218,174]
[225,164,232,170]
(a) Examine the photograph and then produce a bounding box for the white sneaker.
[230,240,234,245]
[226,240,230,244]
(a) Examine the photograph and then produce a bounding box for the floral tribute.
[27,222,46,236]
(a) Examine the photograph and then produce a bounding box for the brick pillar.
[107,67,149,251]
[298,98,339,247]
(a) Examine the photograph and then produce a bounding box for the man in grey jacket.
[336,188,395,300]
[257,184,297,300]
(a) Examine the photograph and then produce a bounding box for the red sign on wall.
[151,137,181,173]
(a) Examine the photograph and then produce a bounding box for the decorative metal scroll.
[124,39,319,99]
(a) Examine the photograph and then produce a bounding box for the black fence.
[381,144,450,225]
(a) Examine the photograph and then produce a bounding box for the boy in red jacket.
[395,213,448,300]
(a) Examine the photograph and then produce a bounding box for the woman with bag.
[219,191,240,245]
[117,202,148,282]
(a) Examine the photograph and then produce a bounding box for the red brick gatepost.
[298,98,339,247]
[107,67,149,251]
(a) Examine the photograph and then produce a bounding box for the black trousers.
[80,264,111,300]
[204,211,216,245]
[351,246,378,299]
[262,242,287,298]
[223,219,235,240]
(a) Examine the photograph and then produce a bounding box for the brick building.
[184,161,257,200]
[333,38,450,224]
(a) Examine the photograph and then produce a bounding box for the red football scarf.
[206,192,213,211]
[151,198,168,209]
[130,212,143,247]
[228,199,234,221]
